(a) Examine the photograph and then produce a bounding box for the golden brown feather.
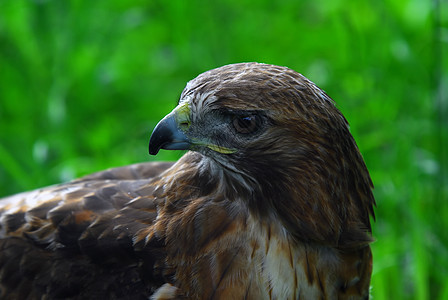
[0,63,375,299]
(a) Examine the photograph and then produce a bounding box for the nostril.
[179,122,190,129]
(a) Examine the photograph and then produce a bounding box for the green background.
[0,0,447,299]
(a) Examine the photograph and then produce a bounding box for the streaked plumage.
[0,63,375,299]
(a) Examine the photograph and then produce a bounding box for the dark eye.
[232,115,259,134]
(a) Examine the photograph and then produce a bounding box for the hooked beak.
[148,101,237,156]
[148,111,190,155]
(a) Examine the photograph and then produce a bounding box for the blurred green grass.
[0,0,447,299]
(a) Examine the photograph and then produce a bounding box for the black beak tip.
[148,131,164,156]
[148,113,190,156]
[148,145,159,156]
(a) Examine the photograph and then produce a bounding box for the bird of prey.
[0,63,375,299]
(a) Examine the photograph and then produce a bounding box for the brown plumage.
[0,63,375,299]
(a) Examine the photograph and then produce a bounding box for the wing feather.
[0,162,173,298]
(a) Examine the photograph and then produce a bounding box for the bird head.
[150,63,333,167]
[148,63,375,247]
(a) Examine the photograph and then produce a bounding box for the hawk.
[0,63,375,299]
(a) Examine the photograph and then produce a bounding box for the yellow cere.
[174,101,191,130]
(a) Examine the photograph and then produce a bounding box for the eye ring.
[232,115,259,134]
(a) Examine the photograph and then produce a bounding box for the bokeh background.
[0,0,447,299]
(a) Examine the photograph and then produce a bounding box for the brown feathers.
[0,63,375,299]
